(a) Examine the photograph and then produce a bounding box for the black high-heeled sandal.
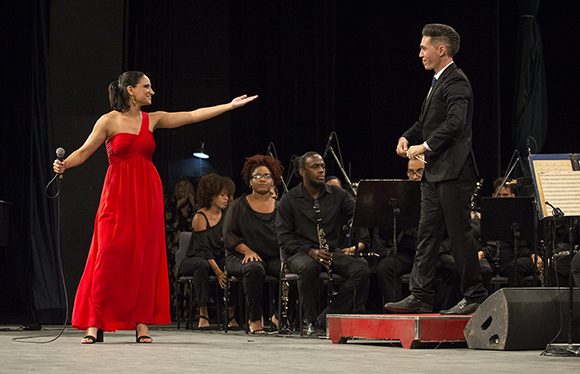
[197,315,211,330]
[135,325,153,343]
[82,328,103,344]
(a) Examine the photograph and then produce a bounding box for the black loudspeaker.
[464,287,580,350]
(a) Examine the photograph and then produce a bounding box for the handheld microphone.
[322,132,335,158]
[56,147,66,180]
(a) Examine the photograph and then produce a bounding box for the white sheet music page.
[539,170,580,217]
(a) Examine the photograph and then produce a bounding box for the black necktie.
[431,76,438,87]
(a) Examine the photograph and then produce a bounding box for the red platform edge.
[327,313,472,349]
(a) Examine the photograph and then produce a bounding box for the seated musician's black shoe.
[439,298,480,315]
[306,322,326,337]
[384,294,433,313]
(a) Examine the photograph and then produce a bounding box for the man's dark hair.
[294,151,320,177]
[493,177,515,195]
[422,23,460,57]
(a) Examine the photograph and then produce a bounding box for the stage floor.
[0,324,578,373]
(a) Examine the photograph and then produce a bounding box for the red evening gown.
[72,112,170,331]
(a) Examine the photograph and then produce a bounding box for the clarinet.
[278,263,291,333]
[314,200,335,304]
[348,251,380,258]
[471,178,484,212]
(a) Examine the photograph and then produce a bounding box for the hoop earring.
[129,94,136,106]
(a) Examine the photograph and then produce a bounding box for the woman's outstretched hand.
[231,94,259,109]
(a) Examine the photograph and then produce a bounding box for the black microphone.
[322,132,335,158]
[526,137,532,156]
[56,147,66,179]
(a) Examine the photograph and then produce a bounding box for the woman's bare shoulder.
[92,111,122,138]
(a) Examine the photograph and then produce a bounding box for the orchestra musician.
[276,151,370,336]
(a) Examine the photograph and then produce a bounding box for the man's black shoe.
[384,294,433,313]
[439,298,480,315]
[306,322,325,337]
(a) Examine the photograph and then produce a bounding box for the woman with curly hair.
[223,154,283,333]
[178,173,237,328]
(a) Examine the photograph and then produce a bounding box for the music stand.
[480,197,535,286]
[528,153,580,357]
[353,180,421,301]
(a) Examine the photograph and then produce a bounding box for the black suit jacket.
[403,63,474,183]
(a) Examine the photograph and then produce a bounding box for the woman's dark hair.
[108,71,145,112]
[196,173,236,209]
[240,154,284,186]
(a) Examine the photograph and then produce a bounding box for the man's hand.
[309,248,332,267]
[406,144,426,160]
[341,246,356,255]
[531,253,544,273]
[396,137,409,158]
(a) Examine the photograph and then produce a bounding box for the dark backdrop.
[1,0,578,323]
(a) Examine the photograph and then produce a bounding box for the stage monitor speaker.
[464,287,580,350]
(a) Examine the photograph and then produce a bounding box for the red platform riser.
[327,313,471,349]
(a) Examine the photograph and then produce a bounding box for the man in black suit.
[384,23,488,315]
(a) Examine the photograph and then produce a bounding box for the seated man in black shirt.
[276,151,370,336]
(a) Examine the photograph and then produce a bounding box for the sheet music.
[539,171,580,216]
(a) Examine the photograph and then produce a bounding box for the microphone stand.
[327,146,357,197]
[390,198,400,302]
[266,142,289,194]
[543,206,580,357]
[493,150,521,197]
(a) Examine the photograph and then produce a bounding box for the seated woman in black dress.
[223,154,283,334]
[178,173,237,328]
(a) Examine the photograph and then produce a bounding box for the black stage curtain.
[0,0,64,324]
[512,0,548,161]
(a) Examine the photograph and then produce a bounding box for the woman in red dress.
[53,71,257,344]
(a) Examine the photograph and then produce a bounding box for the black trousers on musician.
[286,251,370,324]
[226,254,280,322]
[374,252,414,303]
[410,161,488,305]
[179,256,237,306]
[498,257,535,286]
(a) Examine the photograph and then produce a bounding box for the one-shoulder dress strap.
[140,112,149,132]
